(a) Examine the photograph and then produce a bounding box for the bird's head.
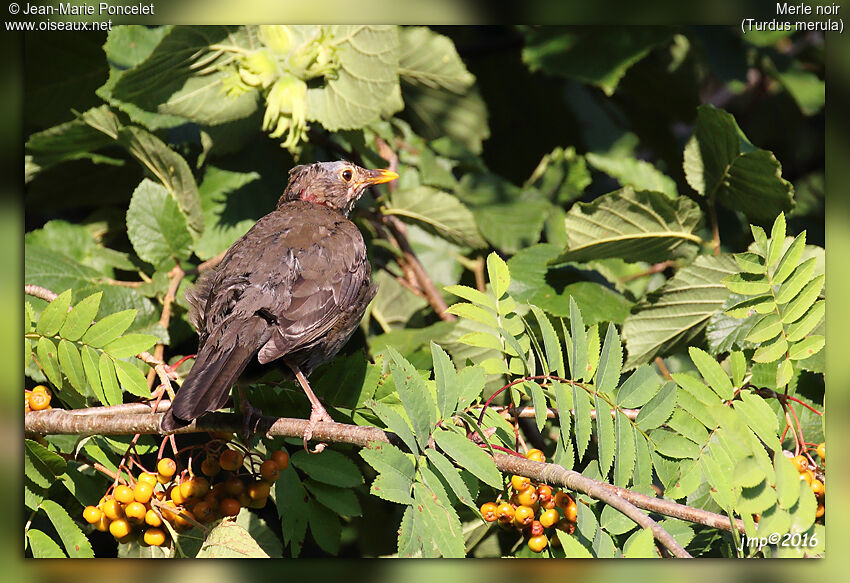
[279,161,398,216]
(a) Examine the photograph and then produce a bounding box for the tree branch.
[26,408,746,555]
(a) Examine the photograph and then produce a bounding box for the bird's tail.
[160,317,271,432]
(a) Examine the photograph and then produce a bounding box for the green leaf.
[103,334,157,359]
[733,392,780,452]
[306,25,401,130]
[617,365,661,408]
[595,323,622,396]
[522,27,672,96]
[36,336,63,388]
[36,289,72,337]
[785,300,824,342]
[80,106,203,236]
[653,433,699,459]
[529,305,565,377]
[81,346,104,403]
[57,340,86,393]
[623,254,737,368]
[745,314,782,344]
[486,253,510,299]
[126,179,194,268]
[586,152,677,199]
[689,347,734,400]
[59,292,101,341]
[98,352,123,406]
[290,449,362,488]
[432,429,502,489]
[27,529,66,558]
[303,480,362,517]
[752,334,788,363]
[569,297,588,381]
[526,146,591,205]
[197,520,270,558]
[555,530,593,558]
[39,499,94,558]
[788,336,825,361]
[723,295,775,318]
[573,385,593,460]
[359,442,415,480]
[614,409,636,487]
[595,394,615,477]
[430,343,459,420]
[723,273,772,296]
[444,284,497,311]
[683,105,793,221]
[275,467,309,556]
[307,498,341,555]
[774,452,801,510]
[370,471,414,504]
[81,309,138,348]
[776,358,794,388]
[25,439,66,488]
[556,188,702,264]
[398,26,474,93]
[774,257,817,304]
[781,274,824,323]
[445,303,499,329]
[623,527,658,558]
[425,449,477,511]
[386,187,485,248]
[733,252,765,274]
[772,232,806,285]
[411,482,465,558]
[387,347,437,450]
[366,400,418,455]
[114,359,152,398]
[730,351,746,387]
[767,213,787,266]
[529,381,548,432]
[234,511,283,558]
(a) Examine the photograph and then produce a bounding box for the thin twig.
[491,405,639,421]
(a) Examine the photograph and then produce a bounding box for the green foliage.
[24,25,823,559]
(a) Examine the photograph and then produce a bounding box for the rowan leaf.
[36,289,72,337]
[81,309,138,348]
[59,291,101,341]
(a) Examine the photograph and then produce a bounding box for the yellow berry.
[496,502,515,523]
[201,456,221,478]
[480,502,498,522]
[811,478,825,497]
[815,504,825,518]
[28,390,52,411]
[143,527,167,547]
[516,485,539,507]
[510,475,531,492]
[114,485,134,504]
[817,443,825,460]
[102,498,123,521]
[144,509,162,527]
[528,534,549,552]
[525,449,546,463]
[800,470,814,485]
[539,508,559,528]
[82,506,102,524]
[513,505,535,527]
[157,458,177,478]
[109,518,132,539]
[124,501,147,522]
[133,482,154,504]
[791,455,808,473]
[137,472,158,486]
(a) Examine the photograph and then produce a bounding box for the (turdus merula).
[160,161,398,450]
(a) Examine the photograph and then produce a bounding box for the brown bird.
[160,161,398,450]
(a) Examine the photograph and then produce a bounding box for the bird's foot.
[239,398,267,443]
[303,405,334,454]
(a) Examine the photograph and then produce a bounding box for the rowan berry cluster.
[790,443,825,520]
[479,449,578,553]
[25,385,52,412]
[81,438,289,547]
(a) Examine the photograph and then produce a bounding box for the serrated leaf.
[556,188,702,264]
[724,295,775,318]
[683,105,793,221]
[455,366,486,411]
[25,439,66,488]
[734,392,780,452]
[617,365,661,408]
[528,381,548,432]
[614,410,635,487]
[751,225,768,255]
[653,433,699,458]
[366,401,418,455]
[425,449,476,511]
[98,352,122,406]
[623,527,657,558]
[304,480,362,517]
[307,498,341,555]
[387,347,437,450]
[27,529,66,558]
[59,292,101,341]
[36,289,72,337]
[39,499,94,558]
[781,274,824,324]
[724,273,772,295]
[553,381,574,470]
[486,253,510,299]
[386,187,485,248]
[745,314,782,344]
[785,300,824,342]
[730,351,746,387]
[776,357,794,388]
[444,284,497,311]
[623,254,737,369]
[197,521,269,558]
[359,442,415,481]
[788,336,824,360]
[57,339,86,393]
[595,323,622,396]
[431,343,459,420]
[595,394,615,477]
[752,334,788,363]
[569,297,588,381]
[81,309,138,348]
[412,482,465,558]
[733,252,765,274]
[398,26,474,92]
[767,213,787,266]
[457,331,503,351]
[444,303,499,329]
[275,467,309,556]
[772,232,806,284]
[774,452,800,510]
[79,345,103,404]
[114,359,152,398]
[432,429,502,489]
[36,336,62,388]
[291,449,362,487]
[529,305,565,378]
[573,385,593,460]
[555,530,594,558]
[126,179,194,267]
[103,333,157,359]
[774,257,817,304]
[586,151,677,199]
[689,347,734,400]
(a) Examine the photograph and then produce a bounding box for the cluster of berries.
[479,449,578,553]
[25,385,52,412]
[81,440,289,546]
[790,442,825,519]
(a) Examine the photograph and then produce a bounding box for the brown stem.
[709,202,721,255]
[26,408,744,550]
[493,405,639,421]
[654,357,673,381]
[621,261,674,283]
[25,285,58,302]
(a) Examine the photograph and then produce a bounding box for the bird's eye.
[342,169,353,181]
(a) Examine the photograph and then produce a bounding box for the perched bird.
[160,161,398,450]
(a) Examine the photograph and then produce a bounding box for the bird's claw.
[303,406,334,453]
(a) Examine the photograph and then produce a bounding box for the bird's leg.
[290,364,333,453]
[236,383,265,442]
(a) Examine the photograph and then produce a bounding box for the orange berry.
[32,385,49,394]
[496,502,515,522]
[554,491,573,509]
[525,449,545,463]
[169,484,186,505]
[28,390,52,411]
[271,450,290,471]
[528,534,548,552]
[109,518,131,539]
[791,455,808,473]
[137,472,158,486]
[172,509,195,531]
[800,470,814,486]
[143,527,167,546]
[815,504,825,518]
[95,514,110,532]
[564,498,578,522]
[539,508,559,528]
[102,498,123,521]
[516,485,539,507]
[83,506,102,524]
[480,502,498,522]
[219,449,243,472]
[144,509,162,527]
[513,505,535,527]
[201,456,221,478]
[134,482,154,504]
[529,519,544,537]
[124,501,147,522]
[248,480,271,502]
[193,501,215,522]
[817,443,825,461]
[536,485,553,504]
[224,477,245,497]
[219,497,240,517]
[157,458,177,478]
[114,485,134,504]
[259,460,280,482]
[811,478,825,497]
[510,475,531,492]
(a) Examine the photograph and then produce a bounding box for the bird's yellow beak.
[365,168,399,185]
